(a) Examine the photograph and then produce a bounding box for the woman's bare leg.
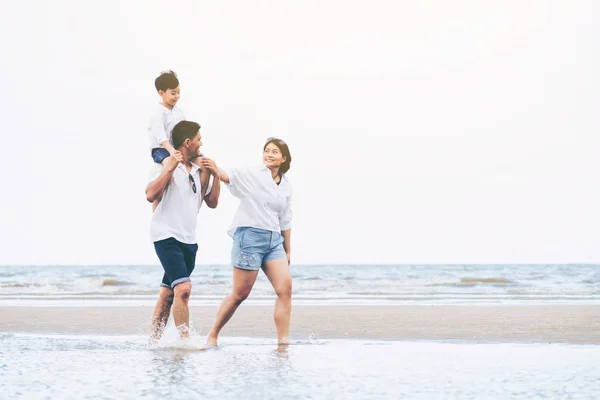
[205,267,259,346]
[262,258,292,344]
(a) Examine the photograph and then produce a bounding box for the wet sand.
[1,305,599,344]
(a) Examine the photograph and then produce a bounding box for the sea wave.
[1,264,599,305]
[425,277,513,287]
[101,279,133,287]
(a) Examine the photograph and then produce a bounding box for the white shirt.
[147,103,185,150]
[149,163,212,244]
[225,165,293,237]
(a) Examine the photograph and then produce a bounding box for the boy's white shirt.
[147,103,185,150]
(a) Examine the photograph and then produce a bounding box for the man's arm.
[204,175,220,208]
[281,229,291,265]
[145,153,182,202]
[198,157,221,208]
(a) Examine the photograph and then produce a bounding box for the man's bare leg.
[206,268,259,346]
[262,258,292,344]
[172,282,193,338]
[150,287,174,343]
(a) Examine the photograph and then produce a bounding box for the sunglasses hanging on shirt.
[188,174,197,193]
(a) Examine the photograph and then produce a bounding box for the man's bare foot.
[176,324,190,339]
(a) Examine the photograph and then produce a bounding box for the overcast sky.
[0,0,598,265]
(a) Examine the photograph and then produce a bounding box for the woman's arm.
[279,187,293,265]
[198,158,230,184]
[217,167,230,184]
[281,228,291,265]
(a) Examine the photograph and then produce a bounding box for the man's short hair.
[172,121,200,149]
[155,70,179,92]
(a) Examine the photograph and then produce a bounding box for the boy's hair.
[155,70,179,92]
[172,121,200,149]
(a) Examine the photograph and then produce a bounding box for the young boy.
[148,70,209,209]
[148,70,185,165]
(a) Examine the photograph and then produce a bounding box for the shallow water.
[1,332,599,399]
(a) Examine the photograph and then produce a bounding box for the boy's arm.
[145,153,182,202]
[160,140,177,156]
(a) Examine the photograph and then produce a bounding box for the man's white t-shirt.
[149,163,212,244]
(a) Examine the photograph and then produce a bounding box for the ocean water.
[1,332,599,399]
[2,265,599,399]
[0,264,599,306]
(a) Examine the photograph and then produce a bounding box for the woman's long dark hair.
[264,137,292,174]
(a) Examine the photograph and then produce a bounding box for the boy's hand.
[167,151,183,171]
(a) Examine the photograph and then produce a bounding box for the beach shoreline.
[2,304,599,344]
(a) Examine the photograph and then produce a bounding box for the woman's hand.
[198,157,220,179]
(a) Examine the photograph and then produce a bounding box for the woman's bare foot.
[277,337,290,345]
[205,333,218,347]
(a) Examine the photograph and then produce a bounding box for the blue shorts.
[152,148,170,164]
[231,227,287,271]
[154,237,198,289]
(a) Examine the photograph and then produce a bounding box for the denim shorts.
[154,237,198,288]
[152,147,170,164]
[231,227,287,271]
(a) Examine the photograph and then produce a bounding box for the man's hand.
[199,157,220,179]
[167,151,183,171]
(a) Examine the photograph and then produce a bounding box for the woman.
[202,137,293,346]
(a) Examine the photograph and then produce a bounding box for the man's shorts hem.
[171,277,191,288]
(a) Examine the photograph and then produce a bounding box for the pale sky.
[0,1,598,265]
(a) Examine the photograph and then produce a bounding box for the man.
[145,120,221,342]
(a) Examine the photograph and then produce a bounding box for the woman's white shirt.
[224,165,293,237]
